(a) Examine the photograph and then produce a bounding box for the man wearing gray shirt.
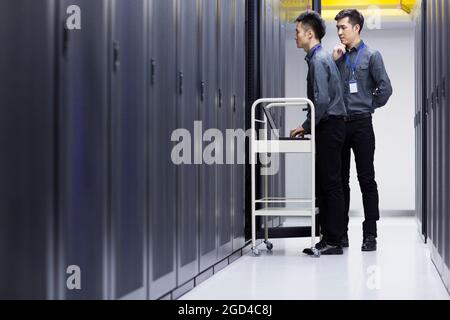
[290,11,347,255]
[333,9,393,251]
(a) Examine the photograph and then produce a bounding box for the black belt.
[344,112,372,122]
[322,115,345,122]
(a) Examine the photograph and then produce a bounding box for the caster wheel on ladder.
[265,241,273,251]
[252,248,260,256]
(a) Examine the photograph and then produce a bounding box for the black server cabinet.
[148,0,178,299]
[426,0,432,243]
[199,0,219,272]
[428,0,434,246]
[110,0,148,299]
[443,0,450,268]
[254,0,265,231]
[217,0,234,260]
[436,0,444,259]
[57,0,110,300]
[264,0,274,99]
[414,0,425,237]
[0,0,56,299]
[245,0,261,240]
[431,0,438,251]
[232,0,247,251]
[430,0,438,251]
[438,0,447,267]
[414,10,418,227]
[417,0,423,232]
[421,0,428,240]
[434,0,440,251]
[176,0,200,285]
[261,0,274,228]
[430,0,437,249]
[434,0,442,257]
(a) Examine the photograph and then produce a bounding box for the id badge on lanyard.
[349,77,358,94]
[346,44,365,94]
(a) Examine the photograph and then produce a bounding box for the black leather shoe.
[303,239,343,256]
[341,234,349,248]
[361,235,377,252]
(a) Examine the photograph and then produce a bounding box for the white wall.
[285,22,415,212]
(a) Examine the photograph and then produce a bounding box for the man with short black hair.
[290,10,347,255]
[333,9,393,252]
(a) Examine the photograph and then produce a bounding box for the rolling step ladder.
[250,98,319,256]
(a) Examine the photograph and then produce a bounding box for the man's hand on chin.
[332,44,346,61]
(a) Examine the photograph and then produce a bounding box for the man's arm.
[370,51,393,109]
[302,60,331,133]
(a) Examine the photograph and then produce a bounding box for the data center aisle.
[180,217,450,300]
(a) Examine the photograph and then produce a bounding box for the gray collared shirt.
[335,40,393,115]
[302,44,347,133]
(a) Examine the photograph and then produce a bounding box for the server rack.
[232,0,247,252]
[415,0,450,292]
[439,0,450,277]
[176,0,200,286]
[148,0,178,300]
[0,0,287,300]
[426,0,432,247]
[110,0,148,299]
[0,0,57,300]
[199,0,219,273]
[217,0,234,260]
[445,0,450,269]
[57,0,110,300]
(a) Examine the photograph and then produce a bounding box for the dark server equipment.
[445,0,450,268]
[217,0,234,260]
[232,0,247,251]
[426,0,432,248]
[262,0,289,230]
[110,0,148,299]
[272,0,281,228]
[262,0,275,229]
[57,0,110,300]
[258,0,285,229]
[436,0,443,260]
[438,0,448,269]
[148,0,178,299]
[0,0,57,300]
[0,0,287,299]
[245,0,261,240]
[433,0,441,259]
[414,0,426,239]
[199,0,219,273]
[176,0,200,286]
[250,0,306,243]
[415,0,450,293]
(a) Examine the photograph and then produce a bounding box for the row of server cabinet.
[414,0,450,292]
[0,0,287,299]
[253,0,288,232]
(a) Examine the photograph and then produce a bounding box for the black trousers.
[342,116,380,238]
[316,117,346,245]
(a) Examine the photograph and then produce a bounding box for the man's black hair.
[335,9,365,34]
[295,10,326,41]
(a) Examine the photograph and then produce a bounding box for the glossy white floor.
[180,216,450,300]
